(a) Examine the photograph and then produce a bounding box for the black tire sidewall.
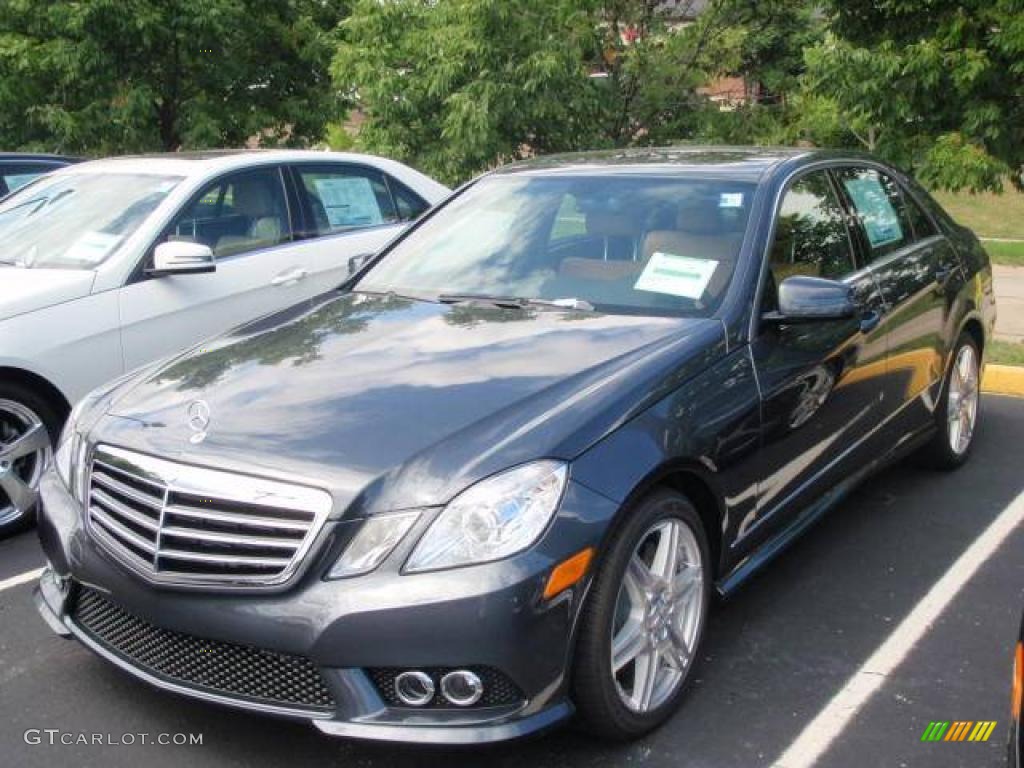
[0,381,62,536]
[571,487,711,739]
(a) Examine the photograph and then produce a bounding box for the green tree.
[0,0,347,154]
[333,0,740,185]
[802,0,1024,191]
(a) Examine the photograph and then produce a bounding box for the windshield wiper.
[438,293,595,312]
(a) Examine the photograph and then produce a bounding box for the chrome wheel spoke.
[672,565,702,603]
[0,469,35,514]
[0,422,48,461]
[626,554,657,596]
[650,520,680,580]
[612,619,648,673]
[946,345,978,456]
[632,648,662,711]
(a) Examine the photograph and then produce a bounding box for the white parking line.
[0,567,44,593]
[773,489,1024,768]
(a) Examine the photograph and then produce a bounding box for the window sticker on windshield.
[63,231,123,265]
[313,177,384,229]
[719,192,744,208]
[843,177,903,247]
[634,252,719,299]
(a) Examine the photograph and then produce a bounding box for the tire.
[916,333,981,471]
[0,382,62,538]
[571,488,711,740]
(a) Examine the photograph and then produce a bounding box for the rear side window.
[768,170,856,284]
[902,188,938,240]
[390,179,429,222]
[295,165,399,236]
[834,167,913,260]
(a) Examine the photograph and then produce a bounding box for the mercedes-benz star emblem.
[186,400,211,444]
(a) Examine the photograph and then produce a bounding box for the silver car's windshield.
[357,175,756,317]
[0,172,182,269]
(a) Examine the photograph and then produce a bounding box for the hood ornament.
[186,400,211,444]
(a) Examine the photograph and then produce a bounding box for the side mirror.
[764,275,856,324]
[347,252,375,275]
[148,241,216,277]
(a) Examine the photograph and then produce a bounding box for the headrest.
[233,179,278,217]
[675,198,726,236]
[585,211,635,238]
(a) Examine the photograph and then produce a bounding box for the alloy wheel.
[610,517,705,713]
[0,399,52,528]
[947,344,979,456]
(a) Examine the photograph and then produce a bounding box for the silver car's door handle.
[271,267,310,287]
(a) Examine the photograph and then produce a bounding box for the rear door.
[744,168,890,551]
[118,165,314,370]
[833,165,961,441]
[287,163,429,294]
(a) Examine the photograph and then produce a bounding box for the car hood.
[0,267,96,320]
[98,291,725,517]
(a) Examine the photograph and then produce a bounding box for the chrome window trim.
[84,444,333,588]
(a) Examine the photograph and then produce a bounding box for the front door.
[118,166,313,370]
[742,169,890,552]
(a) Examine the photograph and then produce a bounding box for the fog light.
[394,671,434,707]
[440,670,483,706]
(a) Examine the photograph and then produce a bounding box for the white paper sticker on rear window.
[719,192,744,208]
[634,252,719,299]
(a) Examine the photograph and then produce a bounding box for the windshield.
[0,172,182,269]
[357,175,756,316]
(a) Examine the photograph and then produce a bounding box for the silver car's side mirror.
[148,241,216,277]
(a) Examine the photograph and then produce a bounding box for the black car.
[0,153,80,197]
[1012,613,1023,767]
[35,147,996,744]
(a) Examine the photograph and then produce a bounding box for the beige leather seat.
[215,180,284,256]
[640,198,742,301]
[559,210,643,281]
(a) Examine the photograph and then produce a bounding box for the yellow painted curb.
[982,364,1024,397]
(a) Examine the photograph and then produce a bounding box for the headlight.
[54,397,89,491]
[327,511,419,579]
[405,460,567,573]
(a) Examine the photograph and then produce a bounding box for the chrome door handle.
[271,268,309,287]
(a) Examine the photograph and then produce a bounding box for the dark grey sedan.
[35,147,996,744]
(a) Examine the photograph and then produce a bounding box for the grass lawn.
[932,186,1024,240]
[982,240,1024,267]
[988,339,1024,366]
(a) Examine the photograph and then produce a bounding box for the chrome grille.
[86,445,332,586]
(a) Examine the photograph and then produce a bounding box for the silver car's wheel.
[0,399,52,528]
[610,517,705,713]
[947,343,979,456]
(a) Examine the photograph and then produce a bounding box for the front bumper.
[35,468,620,743]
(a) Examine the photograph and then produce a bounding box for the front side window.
[357,175,756,317]
[0,172,181,269]
[167,168,290,258]
[295,165,399,237]
[768,171,856,286]
[835,166,913,260]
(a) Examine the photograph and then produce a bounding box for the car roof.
[55,149,406,179]
[493,146,829,182]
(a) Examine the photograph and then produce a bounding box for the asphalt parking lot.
[1,395,1022,768]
